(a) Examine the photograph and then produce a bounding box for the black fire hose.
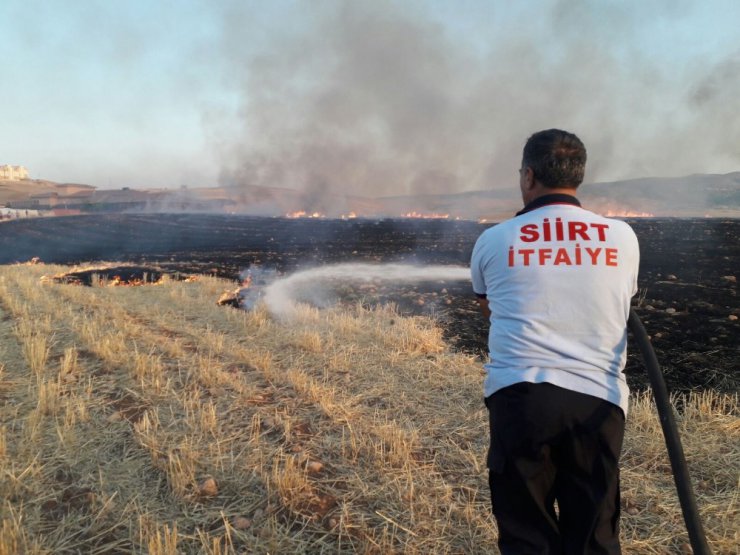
[627,309,711,555]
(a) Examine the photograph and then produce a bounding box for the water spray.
[261,262,470,318]
[628,309,711,555]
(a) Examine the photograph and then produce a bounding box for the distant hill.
[580,172,740,217]
[0,180,95,205]
[0,179,58,204]
[3,172,739,219]
[371,172,740,219]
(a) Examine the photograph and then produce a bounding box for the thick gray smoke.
[214,0,740,213]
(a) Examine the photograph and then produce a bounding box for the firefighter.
[471,129,640,554]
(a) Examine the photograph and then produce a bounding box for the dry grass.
[0,262,737,554]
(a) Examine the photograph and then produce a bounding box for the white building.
[0,165,29,180]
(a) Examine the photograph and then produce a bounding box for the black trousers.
[486,382,625,555]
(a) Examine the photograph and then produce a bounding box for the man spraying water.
[471,129,640,554]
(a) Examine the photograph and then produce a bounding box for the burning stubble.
[262,263,470,318]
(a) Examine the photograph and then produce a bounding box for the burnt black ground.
[1,214,737,393]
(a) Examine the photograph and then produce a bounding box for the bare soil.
[1,214,737,392]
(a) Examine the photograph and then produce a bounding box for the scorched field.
[0,215,737,554]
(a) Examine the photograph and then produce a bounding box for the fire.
[107,275,166,287]
[401,211,450,219]
[601,210,654,218]
[43,265,196,288]
[285,210,326,219]
[340,211,357,219]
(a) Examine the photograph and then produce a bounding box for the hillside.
[3,173,739,219]
[0,179,58,204]
[581,172,740,217]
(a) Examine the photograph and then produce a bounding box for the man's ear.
[523,167,536,190]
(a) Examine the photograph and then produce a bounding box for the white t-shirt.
[471,197,640,414]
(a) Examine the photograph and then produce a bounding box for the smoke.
[218,1,484,200]
[262,262,470,318]
[685,53,740,167]
[213,0,740,214]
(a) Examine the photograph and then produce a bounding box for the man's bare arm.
[477,295,491,318]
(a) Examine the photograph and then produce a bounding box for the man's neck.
[529,186,578,202]
[517,188,581,216]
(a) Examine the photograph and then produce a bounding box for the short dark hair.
[522,129,587,189]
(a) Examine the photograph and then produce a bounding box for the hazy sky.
[1,0,739,194]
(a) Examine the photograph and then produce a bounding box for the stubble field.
[0,215,738,553]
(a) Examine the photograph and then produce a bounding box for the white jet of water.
[262,263,470,318]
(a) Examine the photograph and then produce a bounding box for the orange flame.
[106,275,166,287]
[400,211,450,219]
[285,211,326,219]
[601,210,654,218]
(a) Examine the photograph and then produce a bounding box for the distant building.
[0,165,29,180]
[0,207,43,219]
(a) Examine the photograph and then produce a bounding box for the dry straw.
[0,263,737,553]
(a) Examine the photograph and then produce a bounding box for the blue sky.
[1,0,739,193]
